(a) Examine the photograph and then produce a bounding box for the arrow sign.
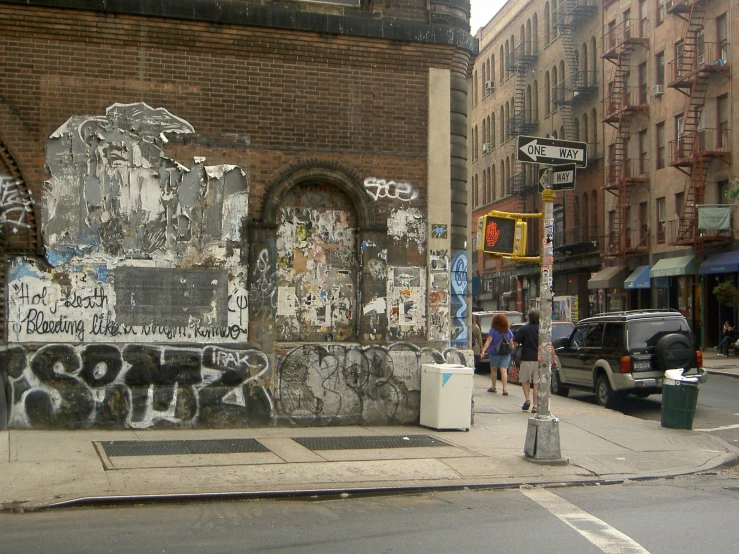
[517,136,588,167]
[538,163,577,191]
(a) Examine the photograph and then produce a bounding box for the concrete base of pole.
[523,416,568,465]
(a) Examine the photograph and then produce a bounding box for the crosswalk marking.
[693,423,739,432]
[521,487,651,554]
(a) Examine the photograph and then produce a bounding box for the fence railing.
[669,127,731,163]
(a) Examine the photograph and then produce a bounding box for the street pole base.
[523,416,568,465]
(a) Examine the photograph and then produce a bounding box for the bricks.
[1,2,470,224]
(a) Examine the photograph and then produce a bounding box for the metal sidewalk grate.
[292,435,452,451]
[100,439,269,457]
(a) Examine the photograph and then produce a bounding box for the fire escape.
[505,40,539,211]
[553,1,598,141]
[666,0,731,249]
[602,17,649,264]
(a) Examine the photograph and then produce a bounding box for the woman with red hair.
[481,313,514,395]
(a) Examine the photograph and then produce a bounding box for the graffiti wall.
[0,104,472,430]
[0,343,471,429]
[0,171,35,237]
[5,103,249,344]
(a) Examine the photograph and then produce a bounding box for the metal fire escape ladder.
[602,16,647,264]
[555,1,597,140]
[669,0,709,247]
[507,42,538,214]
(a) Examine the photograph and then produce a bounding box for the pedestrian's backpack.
[496,338,512,355]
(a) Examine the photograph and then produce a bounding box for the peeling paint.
[276,184,356,342]
[44,102,247,265]
[387,208,427,253]
[387,267,426,338]
[363,296,387,315]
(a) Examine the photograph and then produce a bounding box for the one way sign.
[538,163,576,191]
[517,136,588,168]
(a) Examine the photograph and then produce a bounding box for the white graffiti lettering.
[364,177,418,202]
[0,176,34,232]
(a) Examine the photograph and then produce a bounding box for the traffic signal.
[477,215,527,257]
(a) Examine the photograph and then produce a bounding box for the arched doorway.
[259,162,376,344]
[275,182,358,341]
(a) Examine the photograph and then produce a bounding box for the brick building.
[470,0,604,321]
[601,0,736,349]
[471,0,737,349]
[0,0,477,429]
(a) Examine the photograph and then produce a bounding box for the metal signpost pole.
[523,166,566,464]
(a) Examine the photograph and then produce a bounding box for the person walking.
[481,313,514,395]
[717,320,737,356]
[514,309,539,412]
[472,315,484,373]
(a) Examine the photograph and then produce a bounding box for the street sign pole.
[524,166,566,464]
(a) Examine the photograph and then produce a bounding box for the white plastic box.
[420,363,474,431]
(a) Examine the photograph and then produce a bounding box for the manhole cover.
[100,439,269,457]
[292,435,451,451]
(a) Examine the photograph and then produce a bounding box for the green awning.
[587,266,624,289]
[649,255,698,278]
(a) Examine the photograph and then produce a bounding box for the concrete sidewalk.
[2,371,738,512]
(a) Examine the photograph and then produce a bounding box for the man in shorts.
[514,309,539,413]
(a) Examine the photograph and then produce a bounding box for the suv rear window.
[627,318,693,349]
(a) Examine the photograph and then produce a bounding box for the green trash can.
[661,377,699,430]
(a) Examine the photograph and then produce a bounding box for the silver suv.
[553,310,707,408]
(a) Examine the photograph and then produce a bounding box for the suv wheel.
[595,374,622,408]
[551,369,569,397]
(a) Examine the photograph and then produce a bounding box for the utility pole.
[523,166,566,464]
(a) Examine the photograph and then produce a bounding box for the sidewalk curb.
[14,452,739,513]
[706,369,739,378]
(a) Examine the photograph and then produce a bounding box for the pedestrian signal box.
[477,215,527,257]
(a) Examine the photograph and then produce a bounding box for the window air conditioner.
[486,80,495,91]
[482,143,492,154]
[652,84,664,96]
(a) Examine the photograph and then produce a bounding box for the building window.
[656,122,665,168]
[639,130,648,174]
[717,180,729,204]
[655,51,665,86]
[717,14,728,61]
[639,0,648,37]
[639,202,648,242]
[638,62,648,105]
[718,95,729,148]
[656,0,665,27]
[674,114,684,158]
[657,197,665,243]
[623,9,631,39]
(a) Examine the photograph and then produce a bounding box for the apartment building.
[601,0,735,347]
[471,0,736,348]
[470,0,604,320]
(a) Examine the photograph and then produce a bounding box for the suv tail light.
[620,356,632,373]
[696,350,703,366]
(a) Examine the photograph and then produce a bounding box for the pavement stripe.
[521,488,650,554]
[693,423,739,432]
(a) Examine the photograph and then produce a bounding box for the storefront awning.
[699,250,739,275]
[649,255,698,278]
[624,265,651,289]
[587,266,624,289]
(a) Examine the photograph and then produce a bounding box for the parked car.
[553,309,707,408]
